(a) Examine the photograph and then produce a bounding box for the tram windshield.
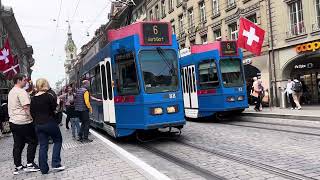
[220,58,244,87]
[139,49,179,93]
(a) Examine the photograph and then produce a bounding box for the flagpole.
[267,0,278,108]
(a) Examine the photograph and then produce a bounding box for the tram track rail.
[239,120,320,130]
[176,140,318,180]
[219,121,320,137]
[139,143,227,180]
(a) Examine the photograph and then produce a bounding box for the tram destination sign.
[221,41,238,56]
[142,23,170,45]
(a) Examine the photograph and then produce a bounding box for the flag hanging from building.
[3,63,20,80]
[0,38,15,71]
[237,17,265,56]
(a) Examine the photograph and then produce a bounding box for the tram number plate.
[143,23,170,45]
[221,41,237,56]
[236,87,243,92]
[163,93,176,99]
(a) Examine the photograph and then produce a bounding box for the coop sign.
[296,41,320,53]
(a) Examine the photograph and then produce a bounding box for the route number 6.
[153,25,158,35]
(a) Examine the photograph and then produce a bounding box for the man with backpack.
[292,78,303,110]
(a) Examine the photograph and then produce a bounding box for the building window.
[180,43,185,49]
[213,29,221,41]
[169,0,174,11]
[247,14,257,24]
[212,0,219,15]
[155,5,160,20]
[178,14,184,33]
[149,10,153,20]
[199,1,206,23]
[227,0,235,7]
[171,20,176,34]
[201,34,208,44]
[190,40,195,46]
[288,0,304,35]
[188,8,194,28]
[177,0,182,6]
[229,23,238,40]
[161,0,166,17]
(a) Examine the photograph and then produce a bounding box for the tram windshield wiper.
[156,47,176,76]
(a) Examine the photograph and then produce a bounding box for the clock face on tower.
[68,44,74,52]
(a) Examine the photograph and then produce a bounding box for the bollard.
[280,91,287,109]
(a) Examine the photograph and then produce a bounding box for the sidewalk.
[0,126,168,180]
[243,105,320,120]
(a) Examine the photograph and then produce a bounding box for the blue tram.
[79,22,185,137]
[179,41,248,119]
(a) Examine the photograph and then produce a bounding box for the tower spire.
[67,23,72,37]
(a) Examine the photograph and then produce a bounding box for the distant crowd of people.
[0,73,101,175]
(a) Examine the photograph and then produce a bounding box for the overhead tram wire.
[70,0,81,24]
[78,3,110,45]
[51,0,63,56]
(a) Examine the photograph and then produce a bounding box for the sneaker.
[24,163,40,172]
[14,165,25,175]
[297,107,302,110]
[53,166,65,172]
[291,108,295,110]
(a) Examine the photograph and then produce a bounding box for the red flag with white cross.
[0,38,15,71]
[3,63,20,80]
[237,17,265,56]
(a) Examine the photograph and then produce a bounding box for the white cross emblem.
[3,64,19,74]
[243,27,259,46]
[0,48,10,64]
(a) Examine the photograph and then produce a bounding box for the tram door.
[182,65,199,118]
[99,58,116,124]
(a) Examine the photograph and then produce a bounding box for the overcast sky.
[2,0,111,86]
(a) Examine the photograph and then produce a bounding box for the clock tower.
[64,24,77,81]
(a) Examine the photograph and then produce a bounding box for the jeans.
[9,122,38,167]
[252,96,261,110]
[77,111,90,139]
[35,121,63,174]
[70,118,80,138]
[288,93,296,109]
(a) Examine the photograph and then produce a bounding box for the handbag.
[2,121,11,134]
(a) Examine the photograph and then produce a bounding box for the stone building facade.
[0,2,34,100]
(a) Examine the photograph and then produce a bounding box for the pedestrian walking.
[251,78,262,111]
[30,78,65,174]
[75,80,101,142]
[58,86,75,130]
[258,79,264,111]
[8,74,40,175]
[292,78,303,110]
[284,79,296,110]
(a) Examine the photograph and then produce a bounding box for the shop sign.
[294,63,314,69]
[296,41,320,53]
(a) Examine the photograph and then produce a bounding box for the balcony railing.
[286,23,306,39]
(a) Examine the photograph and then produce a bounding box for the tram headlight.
[150,107,163,115]
[237,96,244,101]
[167,105,179,114]
[226,96,235,102]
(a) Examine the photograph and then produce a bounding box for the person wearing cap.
[74,80,101,142]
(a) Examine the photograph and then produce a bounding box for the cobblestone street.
[118,115,320,180]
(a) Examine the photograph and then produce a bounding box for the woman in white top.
[284,79,296,110]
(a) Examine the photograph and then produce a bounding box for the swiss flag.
[3,63,20,80]
[237,17,265,56]
[0,38,15,71]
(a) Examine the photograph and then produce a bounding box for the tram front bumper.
[146,120,186,129]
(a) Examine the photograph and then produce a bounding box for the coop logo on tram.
[296,41,320,53]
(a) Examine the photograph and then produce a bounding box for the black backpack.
[292,81,302,92]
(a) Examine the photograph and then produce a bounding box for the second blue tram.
[79,22,185,137]
[179,41,248,119]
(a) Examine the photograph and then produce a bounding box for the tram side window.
[116,54,139,95]
[198,60,219,89]
[95,66,102,97]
